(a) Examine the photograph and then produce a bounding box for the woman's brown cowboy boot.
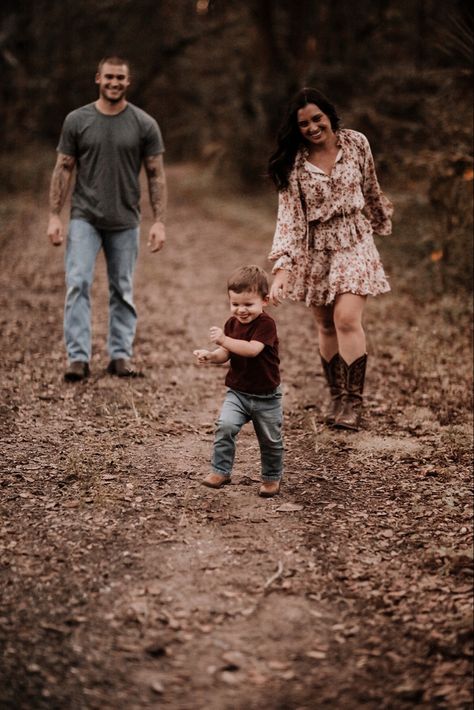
[334,354,367,431]
[320,353,345,425]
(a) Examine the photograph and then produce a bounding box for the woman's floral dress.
[269,129,393,306]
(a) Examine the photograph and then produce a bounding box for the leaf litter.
[0,165,472,709]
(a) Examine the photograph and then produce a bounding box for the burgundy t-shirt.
[224,312,280,395]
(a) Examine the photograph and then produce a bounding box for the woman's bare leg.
[312,304,343,423]
[331,293,367,430]
[312,304,338,360]
[333,293,367,363]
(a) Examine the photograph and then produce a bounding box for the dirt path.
[0,164,472,709]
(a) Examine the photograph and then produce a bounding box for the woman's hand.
[269,269,290,306]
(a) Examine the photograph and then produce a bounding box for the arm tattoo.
[144,155,167,222]
[49,154,75,215]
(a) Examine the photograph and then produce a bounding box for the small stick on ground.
[263,560,284,592]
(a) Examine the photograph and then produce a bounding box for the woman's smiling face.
[297,103,334,146]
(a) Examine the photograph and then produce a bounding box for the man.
[47,55,167,381]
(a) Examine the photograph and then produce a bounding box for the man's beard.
[102,88,125,103]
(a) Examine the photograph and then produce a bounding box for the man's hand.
[47,215,64,246]
[148,221,166,253]
[209,327,224,345]
[193,349,213,365]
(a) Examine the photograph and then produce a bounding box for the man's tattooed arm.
[49,153,76,215]
[144,154,167,223]
[47,153,75,246]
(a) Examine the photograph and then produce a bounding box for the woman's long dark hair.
[268,88,341,190]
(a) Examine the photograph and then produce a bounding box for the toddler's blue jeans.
[211,387,284,482]
[64,219,139,363]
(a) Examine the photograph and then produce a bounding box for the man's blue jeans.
[64,219,139,363]
[212,387,284,482]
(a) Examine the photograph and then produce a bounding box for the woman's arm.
[360,136,393,236]
[268,171,308,266]
[269,188,299,267]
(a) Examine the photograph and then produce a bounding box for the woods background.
[0,0,472,291]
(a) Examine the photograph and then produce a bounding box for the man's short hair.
[97,56,131,74]
[227,265,269,298]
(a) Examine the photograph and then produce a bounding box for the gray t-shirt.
[58,102,165,230]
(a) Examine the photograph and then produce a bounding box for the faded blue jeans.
[64,219,139,363]
[212,387,284,482]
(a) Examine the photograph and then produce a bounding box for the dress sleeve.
[268,183,307,273]
[360,135,393,236]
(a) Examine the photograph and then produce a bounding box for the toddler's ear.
[263,295,271,307]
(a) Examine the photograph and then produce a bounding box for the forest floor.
[0,163,472,710]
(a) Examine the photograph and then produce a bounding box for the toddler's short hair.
[227,265,269,299]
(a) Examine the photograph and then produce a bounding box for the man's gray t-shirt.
[57,102,164,230]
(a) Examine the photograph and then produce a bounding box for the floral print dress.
[268,129,393,306]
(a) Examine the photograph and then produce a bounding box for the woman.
[268,88,392,430]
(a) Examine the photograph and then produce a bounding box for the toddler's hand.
[193,349,212,365]
[209,326,224,344]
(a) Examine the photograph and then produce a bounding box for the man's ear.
[95,73,101,84]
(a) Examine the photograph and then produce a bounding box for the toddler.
[193,265,283,497]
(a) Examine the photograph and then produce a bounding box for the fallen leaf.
[145,581,162,596]
[306,650,327,660]
[220,671,241,685]
[222,650,245,669]
[150,679,164,694]
[276,503,304,512]
[268,660,290,670]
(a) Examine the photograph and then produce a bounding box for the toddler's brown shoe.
[258,480,281,498]
[202,472,231,489]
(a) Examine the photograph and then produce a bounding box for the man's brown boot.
[107,358,144,378]
[320,353,344,425]
[64,361,90,382]
[334,354,367,431]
